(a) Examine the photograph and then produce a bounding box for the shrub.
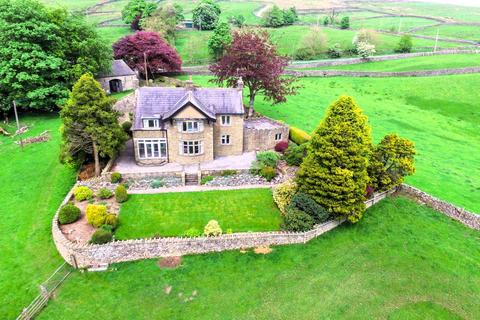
[290,192,329,223]
[294,47,316,61]
[340,16,350,29]
[356,41,376,59]
[115,184,128,203]
[395,34,413,53]
[58,204,81,225]
[327,43,343,58]
[221,169,237,176]
[73,186,94,201]
[204,220,222,236]
[272,179,298,213]
[274,141,289,153]
[281,207,314,232]
[183,227,202,237]
[256,151,280,168]
[90,229,113,244]
[150,179,164,189]
[100,224,114,232]
[111,172,122,183]
[283,143,308,166]
[260,166,277,181]
[200,175,214,185]
[289,126,311,145]
[85,204,108,227]
[122,121,132,133]
[104,213,118,229]
[97,188,113,199]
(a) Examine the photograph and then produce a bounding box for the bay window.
[137,139,167,159]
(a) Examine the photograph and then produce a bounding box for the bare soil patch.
[254,246,273,254]
[158,256,182,269]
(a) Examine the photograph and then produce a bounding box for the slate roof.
[99,60,136,78]
[134,86,244,130]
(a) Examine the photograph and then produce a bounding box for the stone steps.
[185,173,199,186]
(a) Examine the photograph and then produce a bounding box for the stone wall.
[243,118,289,152]
[400,184,480,230]
[97,75,139,94]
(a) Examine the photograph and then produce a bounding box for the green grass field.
[116,189,282,239]
[97,26,132,45]
[187,74,480,213]
[416,24,480,42]
[296,53,480,72]
[39,196,480,319]
[0,115,76,318]
[350,16,436,32]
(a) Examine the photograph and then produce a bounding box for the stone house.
[132,79,288,165]
[97,59,139,94]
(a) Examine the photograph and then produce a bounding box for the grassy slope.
[187,74,480,212]
[0,115,76,318]
[115,189,282,239]
[350,16,436,32]
[299,54,480,71]
[416,25,480,41]
[40,196,480,319]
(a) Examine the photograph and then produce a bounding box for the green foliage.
[294,26,327,60]
[104,213,118,229]
[97,188,113,199]
[340,16,350,29]
[115,184,128,203]
[395,34,413,53]
[327,43,343,58]
[357,42,376,59]
[183,227,202,237]
[221,170,237,176]
[323,16,329,26]
[111,172,122,183]
[229,14,245,28]
[297,96,372,223]
[290,192,329,223]
[283,7,298,25]
[200,175,214,185]
[289,126,312,145]
[141,3,183,44]
[368,134,416,192]
[85,204,107,227]
[58,204,81,225]
[192,0,220,30]
[73,186,94,201]
[208,22,232,60]
[90,229,113,244]
[283,143,308,166]
[272,179,298,213]
[256,151,281,168]
[204,220,222,236]
[260,166,277,181]
[281,207,314,232]
[122,121,132,133]
[150,179,164,189]
[122,0,157,24]
[263,5,285,28]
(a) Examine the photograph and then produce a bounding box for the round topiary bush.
[90,229,113,244]
[58,204,81,225]
[86,204,108,227]
[97,187,113,199]
[122,121,132,133]
[273,179,298,214]
[281,207,314,232]
[111,172,122,183]
[204,220,222,236]
[115,184,128,203]
[73,186,94,201]
[274,140,289,153]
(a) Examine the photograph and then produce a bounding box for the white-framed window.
[143,119,160,129]
[137,139,167,159]
[221,134,231,145]
[179,121,202,133]
[180,140,203,155]
[275,133,282,141]
[221,115,231,126]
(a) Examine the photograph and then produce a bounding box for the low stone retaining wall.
[400,184,480,230]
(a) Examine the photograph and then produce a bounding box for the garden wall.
[52,186,395,268]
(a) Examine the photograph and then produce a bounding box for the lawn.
[350,16,436,32]
[97,26,132,45]
[416,24,480,42]
[295,53,480,72]
[39,196,480,319]
[187,74,480,213]
[115,189,282,239]
[0,115,76,318]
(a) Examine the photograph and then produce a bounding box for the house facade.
[132,79,288,166]
[97,60,139,94]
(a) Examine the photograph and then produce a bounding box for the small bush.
[122,121,132,133]
[260,166,277,181]
[200,175,214,185]
[283,143,308,166]
[183,227,202,237]
[58,204,81,225]
[204,220,222,236]
[293,47,316,61]
[90,229,113,244]
[289,127,311,145]
[115,184,128,203]
[395,34,413,53]
[274,141,289,153]
[256,151,280,168]
[273,179,298,213]
[111,172,122,183]
[86,204,108,227]
[100,224,114,232]
[104,213,118,229]
[221,169,237,176]
[340,16,350,29]
[281,207,314,232]
[150,179,164,189]
[327,43,343,58]
[73,186,94,201]
[290,192,329,223]
[97,188,113,199]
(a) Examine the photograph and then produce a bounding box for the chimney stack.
[186,75,194,90]
[236,76,244,92]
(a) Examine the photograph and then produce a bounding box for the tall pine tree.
[60,74,127,176]
[296,96,372,223]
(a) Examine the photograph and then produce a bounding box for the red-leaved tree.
[113,31,182,77]
[210,29,299,117]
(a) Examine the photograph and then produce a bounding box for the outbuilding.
[97,59,139,94]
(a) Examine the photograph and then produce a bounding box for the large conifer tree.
[296,96,372,223]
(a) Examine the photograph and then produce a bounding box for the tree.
[294,26,327,60]
[142,4,184,44]
[323,16,329,26]
[208,22,232,60]
[229,14,245,28]
[328,9,339,25]
[368,134,416,192]
[263,5,284,28]
[327,43,343,58]
[296,96,372,223]
[395,34,413,53]
[60,74,127,176]
[0,0,111,113]
[210,29,299,117]
[340,16,350,29]
[357,41,376,59]
[122,0,157,25]
[283,7,298,25]
[353,28,380,46]
[192,0,220,30]
[113,31,182,77]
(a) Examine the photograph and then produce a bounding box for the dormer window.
[180,120,203,133]
[143,119,160,129]
[221,115,231,126]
